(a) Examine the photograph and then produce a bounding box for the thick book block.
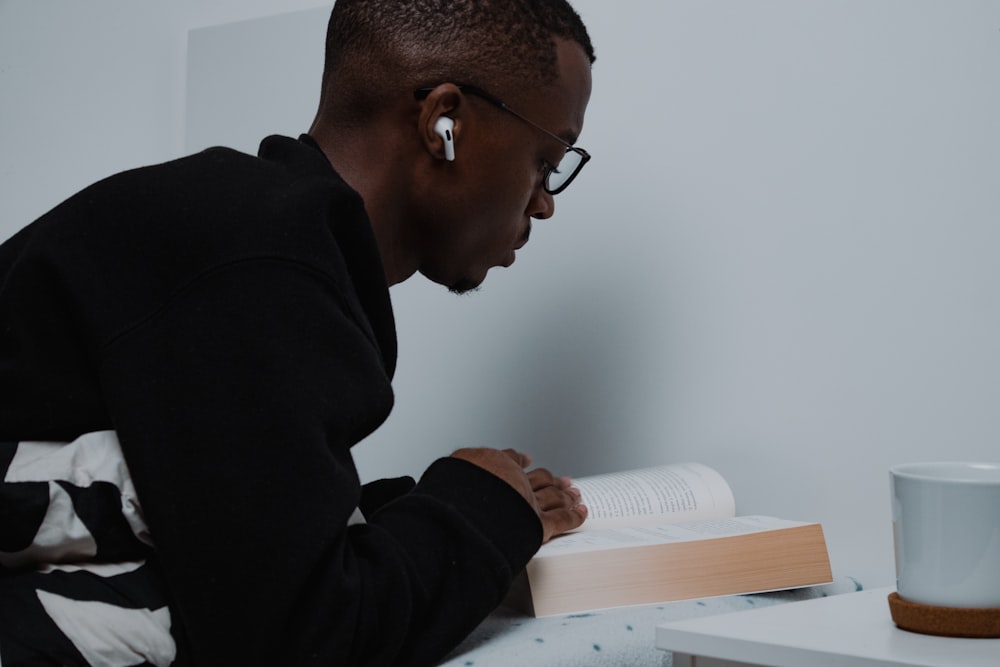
[509,519,832,616]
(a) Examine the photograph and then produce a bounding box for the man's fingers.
[527,467,568,491]
[539,504,588,543]
[450,447,585,542]
[501,448,532,469]
[531,472,587,542]
[533,480,581,511]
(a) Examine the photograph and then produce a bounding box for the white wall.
[3,1,999,591]
[0,0,331,228]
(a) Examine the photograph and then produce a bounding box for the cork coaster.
[888,592,1000,638]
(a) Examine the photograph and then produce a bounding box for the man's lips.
[516,221,532,249]
[504,222,532,267]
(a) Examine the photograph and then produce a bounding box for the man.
[0,0,595,664]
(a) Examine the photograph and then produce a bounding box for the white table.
[656,586,1000,667]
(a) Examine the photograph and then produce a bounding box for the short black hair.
[317,0,595,121]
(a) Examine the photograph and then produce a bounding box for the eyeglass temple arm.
[413,85,508,111]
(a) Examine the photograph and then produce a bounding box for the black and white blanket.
[0,431,174,666]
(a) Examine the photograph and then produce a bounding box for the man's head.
[310,0,595,293]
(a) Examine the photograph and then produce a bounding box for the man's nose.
[528,188,555,220]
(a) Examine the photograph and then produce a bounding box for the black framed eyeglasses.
[414,84,591,195]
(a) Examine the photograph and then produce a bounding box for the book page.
[537,516,808,557]
[573,463,735,530]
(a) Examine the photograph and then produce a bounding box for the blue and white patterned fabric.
[439,577,863,667]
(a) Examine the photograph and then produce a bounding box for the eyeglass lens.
[547,149,584,193]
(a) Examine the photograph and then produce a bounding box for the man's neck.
[309,128,419,287]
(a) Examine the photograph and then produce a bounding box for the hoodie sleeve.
[99,259,542,667]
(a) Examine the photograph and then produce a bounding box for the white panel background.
[3,1,999,590]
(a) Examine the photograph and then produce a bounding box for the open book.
[506,463,832,616]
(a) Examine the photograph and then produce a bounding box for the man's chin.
[447,279,482,295]
[418,267,485,295]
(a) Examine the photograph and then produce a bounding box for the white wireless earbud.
[434,117,456,161]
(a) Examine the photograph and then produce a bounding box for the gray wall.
[3,0,999,590]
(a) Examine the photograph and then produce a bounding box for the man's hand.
[451,448,587,543]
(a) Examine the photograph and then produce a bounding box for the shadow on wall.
[478,276,658,478]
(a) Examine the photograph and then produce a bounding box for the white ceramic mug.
[890,461,1000,608]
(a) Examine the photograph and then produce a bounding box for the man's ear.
[417,84,464,162]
